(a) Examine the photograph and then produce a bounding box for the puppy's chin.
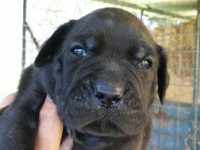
[77,120,124,137]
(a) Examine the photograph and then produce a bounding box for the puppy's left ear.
[34,20,75,67]
[157,45,170,104]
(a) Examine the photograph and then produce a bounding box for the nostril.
[112,96,121,103]
[95,92,105,100]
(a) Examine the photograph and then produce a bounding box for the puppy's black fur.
[0,8,169,150]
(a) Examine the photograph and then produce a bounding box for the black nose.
[94,72,124,108]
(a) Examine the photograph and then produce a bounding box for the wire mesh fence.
[22,0,200,149]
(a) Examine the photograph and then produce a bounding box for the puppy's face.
[35,8,169,137]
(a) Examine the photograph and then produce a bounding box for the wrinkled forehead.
[68,8,156,50]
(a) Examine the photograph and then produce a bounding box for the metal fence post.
[22,0,27,70]
[192,1,200,149]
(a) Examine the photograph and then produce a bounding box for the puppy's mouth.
[63,105,150,138]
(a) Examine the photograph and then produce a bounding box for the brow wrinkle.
[136,47,146,59]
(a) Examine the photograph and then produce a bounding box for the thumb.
[35,96,63,150]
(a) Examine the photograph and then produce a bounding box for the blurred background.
[0,0,199,149]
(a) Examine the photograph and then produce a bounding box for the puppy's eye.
[139,59,152,69]
[72,48,87,57]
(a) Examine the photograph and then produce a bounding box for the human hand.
[0,94,73,150]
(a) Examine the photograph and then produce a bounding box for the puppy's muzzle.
[94,71,125,108]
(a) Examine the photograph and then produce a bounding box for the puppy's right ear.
[157,45,169,104]
[34,20,75,67]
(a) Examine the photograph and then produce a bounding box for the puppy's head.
[35,8,169,137]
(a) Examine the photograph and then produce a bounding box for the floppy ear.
[157,45,169,104]
[34,20,75,67]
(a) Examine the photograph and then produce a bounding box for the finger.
[0,93,15,109]
[35,96,63,150]
[60,137,73,150]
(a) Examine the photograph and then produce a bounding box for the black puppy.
[0,8,169,150]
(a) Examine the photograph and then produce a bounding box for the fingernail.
[47,95,53,102]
